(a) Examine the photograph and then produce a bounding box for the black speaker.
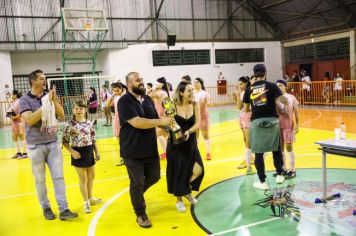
[167,34,176,46]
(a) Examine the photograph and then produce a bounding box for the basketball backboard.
[61,8,108,31]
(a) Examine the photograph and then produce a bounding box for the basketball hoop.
[80,17,94,30]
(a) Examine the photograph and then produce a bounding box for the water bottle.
[340,123,346,140]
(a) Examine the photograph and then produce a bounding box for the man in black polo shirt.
[118,72,173,228]
[243,64,288,190]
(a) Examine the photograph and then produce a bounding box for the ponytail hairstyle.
[89,87,96,94]
[12,90,23,99]
[118,82,128,92]
[72,100,88,121]
[195,77,206,90]
[238,76,251,88]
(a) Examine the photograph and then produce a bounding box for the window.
[152,50,210,66]
[285,37,349,63]
[215,48,264,64]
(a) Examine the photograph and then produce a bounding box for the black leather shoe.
[136,215,152,228]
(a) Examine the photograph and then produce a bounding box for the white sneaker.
[90,197,103,205]
[253,181,269,190]
[276,175,285,184]
[84,201,92,213]
[190,197,198,205]
[176,201,186,213]
[184,195,198,205]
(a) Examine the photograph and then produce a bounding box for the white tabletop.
[315,139,356,151]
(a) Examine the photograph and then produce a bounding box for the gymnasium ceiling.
[0,0,355,50]
[246,0,356,40]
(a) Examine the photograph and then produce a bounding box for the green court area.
[193,168,356,236]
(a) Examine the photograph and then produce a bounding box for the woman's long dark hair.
[195,77,205,90]
[238,76,251,88]
[157,77,170,97]
[174,81,192,105]
[89,87,96,93]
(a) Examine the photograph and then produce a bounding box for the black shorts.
[88,107,97,114]
[71,145,95,168]
[110,106,115,113]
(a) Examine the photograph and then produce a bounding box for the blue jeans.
[27,141,68,211]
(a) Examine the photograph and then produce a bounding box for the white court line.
[0,152,323,200]
[87,188,129,236]
[0,175,129,200]
[208,217,279,236]
[301,109,322,126]
[86,153,324,235]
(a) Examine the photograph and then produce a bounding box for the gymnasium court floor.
[0,105,355,236]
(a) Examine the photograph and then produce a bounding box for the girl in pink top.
[150,80,169,159]
[234,76,254,174]
[276,80,299,179]
[100,85,112,126]
[8,90,27,158]
[106,82,126,166]
[193,78,212,160]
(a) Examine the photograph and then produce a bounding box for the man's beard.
[132,85,146,96]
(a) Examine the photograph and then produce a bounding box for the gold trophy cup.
[162,97,185,145]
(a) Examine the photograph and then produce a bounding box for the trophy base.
[171,130,185,145]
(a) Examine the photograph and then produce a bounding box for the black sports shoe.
[285,171,296,179]
[11,152,22,159]
[59,209,78,220]
[273,170,287,177]
[43,207,55,220]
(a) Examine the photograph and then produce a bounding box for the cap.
[276,79,287,87]
[253,64,266,74]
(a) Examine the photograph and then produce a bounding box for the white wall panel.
[193,0,207,18]
[243,21,257,39]
[218,0,228,18]
[32,0,60,16]
[0,52,13,100]
[103,41,282,88]
[256,21,273,38]
[0,19,8,41]
[194,21,208,39]
[11,51,104,75]
[178,0,193,18]
[0,0,5,15]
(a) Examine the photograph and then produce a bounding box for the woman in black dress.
[166,81,204,213]
[87,87,98,125]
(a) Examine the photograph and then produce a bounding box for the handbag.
[89,101,99,109]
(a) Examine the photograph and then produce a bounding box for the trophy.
[162,97,185,145]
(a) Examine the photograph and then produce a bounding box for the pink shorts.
[280,128,295,144]
[239,112,251,129]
